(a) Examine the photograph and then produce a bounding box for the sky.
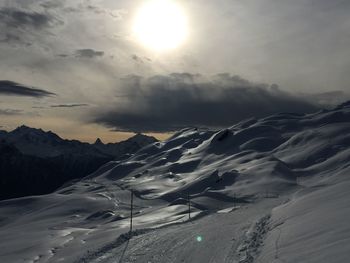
[0,0,349,142]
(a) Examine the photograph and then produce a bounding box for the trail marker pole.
[233,193,236,208]
[130,191,133,233]
[188,193,191,220]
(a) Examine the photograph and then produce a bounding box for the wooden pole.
[188,193,191,220]
[233,193,236,208]
[130,191,133,233]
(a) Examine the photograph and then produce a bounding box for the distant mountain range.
[0,126,157,200]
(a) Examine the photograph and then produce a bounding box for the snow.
[0,125,157,158]
[257,167,350,263]
[0,103,349,262]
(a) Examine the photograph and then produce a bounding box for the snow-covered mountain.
[0,127,157,200]
[93,133,158,159]
[0,125,157,159]
[0,102,349,263]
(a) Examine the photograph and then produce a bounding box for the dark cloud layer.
[0,8,53,30]
[75,49,104,58]
[92,73,319,133]
[0,6,63,45]
[0,80,55,97]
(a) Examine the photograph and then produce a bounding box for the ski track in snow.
[274,227,286,263]
[236,215,271,263]
[78,198,284,263]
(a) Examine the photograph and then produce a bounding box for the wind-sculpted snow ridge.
[0,102,349,262]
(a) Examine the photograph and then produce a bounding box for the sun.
[133,0,188,51]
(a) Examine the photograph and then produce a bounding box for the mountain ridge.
[0,127,157,200]
[0,125,157,158]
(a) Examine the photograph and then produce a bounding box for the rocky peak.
[94,138,104,145]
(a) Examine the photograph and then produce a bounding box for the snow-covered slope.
[0,102,349,263]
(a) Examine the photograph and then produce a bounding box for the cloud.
[57,54,69,58]
[0,108,40,117]
[0,7,63,30]
[0,6,63,45]
[131,54,152,63]
[40,1,65,10]
[0,80,56,97]
[0,8,53,30]
[58,49,105,59]
[92,73,320,133]
[0,108,24,115]
[50,103,89,108]
[75,49,104,58]
[32,106,46,109]
[109,9,128,20]
[302,91,350,108]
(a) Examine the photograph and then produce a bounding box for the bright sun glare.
[133,0,188,51]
